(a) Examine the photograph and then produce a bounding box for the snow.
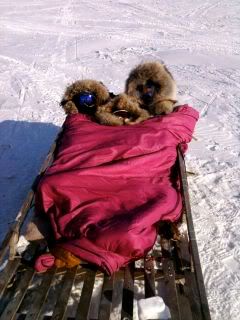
[137,296,171,320]
[0,0,240,318]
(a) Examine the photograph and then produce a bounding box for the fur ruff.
[125,61,177,115]
[60,80,110,114]
[95,94,150,126]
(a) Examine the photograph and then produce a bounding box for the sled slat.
[24,268,56,320]
[0,268,34,320]
[75,269,96,320]
[177,222,191,271]
[51,266,78,320]
[121,263,134,320]
[110,274,124,320]
[0,191,34,263]
[178,148,211,320]
[171,232,193,320]
[175,283,193,320]
[144,258,156,298]
[39,140,57,173]
[0,259,21,299]
[185,272,203,320]
[178,232,203,320]
[162,258,181,320]
[98,274,113,320]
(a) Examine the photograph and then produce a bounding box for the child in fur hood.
[125,61,177,115]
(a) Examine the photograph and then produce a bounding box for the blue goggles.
[72,91,96,109]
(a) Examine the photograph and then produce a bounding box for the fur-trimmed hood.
[125,61,177,115]
[60,79,110,114]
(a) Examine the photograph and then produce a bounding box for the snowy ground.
[0,0,240,318]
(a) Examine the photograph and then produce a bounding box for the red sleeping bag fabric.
[36,105,199,274]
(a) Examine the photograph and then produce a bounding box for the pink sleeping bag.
[36,105,199,274]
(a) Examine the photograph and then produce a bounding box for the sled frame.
[0,133,211,320]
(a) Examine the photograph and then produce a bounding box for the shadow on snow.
[0,120,60,241]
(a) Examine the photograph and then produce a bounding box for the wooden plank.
[0,259,21,299]
[162,243,181,320]
[177,230,204,320]
[75,268,96,320]
[175,283,193,320]
[51,266,78,320]
[38,139,57,173]
[175,239,201,320]
[98,274,113,320]
[0,268,34,320]
[110,273,124,320]
[171,236,193,320]
[158,219,193,320]
[0,190,34,263]
[185,272,204,320]
[174,216,191,272]
[24,268,56,320]
[121,263,134,320]
[177,148,211,320]
[144,257,156,298]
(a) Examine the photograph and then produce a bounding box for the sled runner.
[0,134,211,320]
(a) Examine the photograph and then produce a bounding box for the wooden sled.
[0,133,211,320]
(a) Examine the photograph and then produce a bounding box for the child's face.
[136,80,160,106]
